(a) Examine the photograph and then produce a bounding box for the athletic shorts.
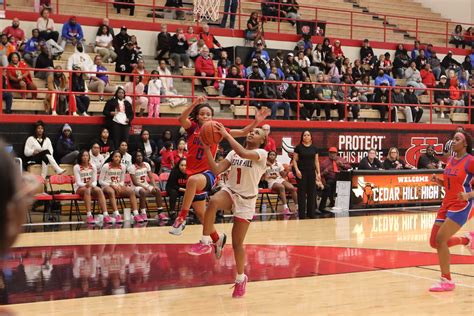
[436,200,474,226]
[221,186,257,222]
[133,185,154,195]
[193,170,216,202]
[268,178,285,190]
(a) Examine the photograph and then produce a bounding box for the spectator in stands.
[160,142,174,173]
[355,74,373,105]
[33,45,54,82]
[124,75,148,116]
[223,65,245,98]
[199,24,222,57]
[261,0,287,21]
[116,41,139,81]
[55,124,79,164]
[170,28,190,73]
[70,65,90,116]
[95,25,117,63]
[24,120,65,178]
[245,12,262,42]
[390,85,405,122]
[23,29,41,66]
[135,129,159,170]
[373,82,391,122]
[0,34,15,67]
[103,87,134,147]
[188,39,206,62]
[358,149,382,170]
[450,25,465,48]
[428,51,442,80]
[235,56,246,77]
[165,0,184,20]
[319,147,350,212]
[93,127,115,157]
[247,64,264,107]
[2,74,13,114]
[88,55,116,101]
[263,73,290,120]
[360,39,376,66]
[462,55,472,74]
[415,49,427,70]
[404,84,423,123]
[411,40,421,60]
[114,0,135,16]
[441,51,461,73]
[156,129,174,152]
[464,27,474,48]
[156,24,172,61]
[395,43,408,59]
[417,145,441,169]
[383,147,412,170]
[2,18,25,46]
[101,18,114,37]
[296,51,311,77]
[194,46,215,87]
[312,43,325,72]
[66,42,92,72]
[185,26,199,46]
[118,141,132,169]
[172,138,187,165]
[113,26,130,53]
[374,69,395,87]
[393,52,409,80]
[45,65,68,115]
[284,77,307,119]
[292,130,322,219]
[421,64,436,88]
[132,59,150,85]
[282,0,301,26]
[158,59,186,107]
[60,16,84,49]
[434,75,450,119]
[7,52,37,99]
[405,61,425,96]
[246,58,265,79]
[166,158,187,215]
[315,75,340,122]
[300,76,318,120]
[332,40,344,60]
[424,44,434,60]
[284,52,302,81]
[37,8,59,43]
[350,59,363,82]
[261,124,276,152]
[147,70,163,118]
[220,0,238,28]
[449,78,465,116]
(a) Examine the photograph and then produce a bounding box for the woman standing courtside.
[292,130,322,219]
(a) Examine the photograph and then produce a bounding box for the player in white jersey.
[187,124,268,298]
[129,150,165,223]
[99,151,139,224]
[265,150,298,215]
[73,149,108,224]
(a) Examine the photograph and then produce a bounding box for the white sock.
[157,206,163,210]
[140,208,147,214]
[133,210,139,215]
[283,204,288,209]
[201,235,212,244]
[235,273,246,283]
[86,211,92,216]
[113,210,120,216]
[103,211,109,216]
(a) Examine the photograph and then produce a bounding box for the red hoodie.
[195,55,215,76]
[420,69,436,88]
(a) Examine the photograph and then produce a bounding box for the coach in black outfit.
[292,130,322,219]
[358,149,383,170]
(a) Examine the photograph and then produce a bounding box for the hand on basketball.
[256,107,271,122]
[214,122,230,139]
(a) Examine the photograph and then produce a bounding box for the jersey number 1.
[236,168,242,185]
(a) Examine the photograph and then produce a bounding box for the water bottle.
[262,202,267,214]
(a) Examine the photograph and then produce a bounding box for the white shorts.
[133,185,154,195]
[222,186,257,222]
[268,178,285,189]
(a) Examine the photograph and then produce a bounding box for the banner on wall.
[350,171,445,209]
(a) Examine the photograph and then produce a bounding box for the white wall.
[413,0,473,24]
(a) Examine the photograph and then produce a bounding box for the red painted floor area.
[1,244,473,304]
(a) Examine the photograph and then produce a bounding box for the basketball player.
[129,150,165,222]
[187,124,268,298]
[99,151,139,224]
[73,149,108,224]
[169,95,269,235]
[429,131,474,292]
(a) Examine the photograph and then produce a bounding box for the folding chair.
[49,175,82,221]
[33,175,54,223]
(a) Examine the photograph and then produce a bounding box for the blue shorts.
[439,200,474,226]
[193,170,216,202]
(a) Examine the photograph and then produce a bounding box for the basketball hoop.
[194,0,220,22]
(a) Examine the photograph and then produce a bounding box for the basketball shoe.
[429,277,455,292]
[133,214,144,223]
[114,214,124,224]
[214,233,227,259]
[232,275,248,298]
[169,216,186,235]
[103,215,114,224]
[187,241,213,255]
[86,215,94,224]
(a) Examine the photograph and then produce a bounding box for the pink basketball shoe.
[429,277,455,292]
[232,275,248,298]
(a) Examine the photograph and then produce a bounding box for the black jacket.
[223,74,244,97]
[358,157,383,170]
[170,34,189,54]
[71,74,87,93]
[434,82,450,100]
[115,46,139,72]
[404,91,419,105]
[373,88,390,104]
[55,137,77,160]
[35,53,53,71]
[166,167,187,192]
[135,138,159,161]
[103,97,134,126]
[92,138,115,155]
[113,32,131,52]
[157,32,172,51]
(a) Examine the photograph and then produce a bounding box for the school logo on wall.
[404,137,443,168]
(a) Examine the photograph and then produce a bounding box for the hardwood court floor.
[2,211,474,315]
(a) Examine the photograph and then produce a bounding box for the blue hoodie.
[374,73,396,87]
[61,21,84,41]
[24,37,40,54]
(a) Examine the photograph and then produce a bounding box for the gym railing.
[0,66,472,124]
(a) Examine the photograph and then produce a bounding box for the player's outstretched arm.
[229,108,270,138]
[178,95,207,130]
[204,146,231,176]
[216,123,260,161]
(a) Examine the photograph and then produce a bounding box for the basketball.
[200,121,223,146]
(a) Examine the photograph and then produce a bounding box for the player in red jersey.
[429,131,474,292]
[169,96,269,235]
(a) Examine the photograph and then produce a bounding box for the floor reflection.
[1,243,473,305]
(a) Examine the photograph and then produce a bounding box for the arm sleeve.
[61,24,70,39]
[74,165,86,187]
[225,150,234,163]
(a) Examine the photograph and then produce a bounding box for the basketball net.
[194,0,220,22]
